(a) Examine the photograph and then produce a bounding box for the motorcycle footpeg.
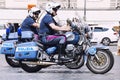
[59,57,73,62]
[50,58,55,62]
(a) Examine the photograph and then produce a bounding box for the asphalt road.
[0,43,120,80]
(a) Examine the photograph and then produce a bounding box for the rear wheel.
[5,55,20,67]
[19,61,42,73]
[86,49,114,74]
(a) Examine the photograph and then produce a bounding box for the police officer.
[39,2,71,61]
[21,7,41,40]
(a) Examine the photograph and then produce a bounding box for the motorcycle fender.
[87,44,109,55]
[92,44,109,50]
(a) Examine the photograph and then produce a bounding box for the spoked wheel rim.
[86,50,114,74]
[89,51,110,70]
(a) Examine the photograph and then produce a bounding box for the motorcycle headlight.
[87,47,96,55]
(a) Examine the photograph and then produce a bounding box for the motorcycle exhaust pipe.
[22,61,57,65]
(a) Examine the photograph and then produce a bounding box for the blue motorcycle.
[14,22,114,74]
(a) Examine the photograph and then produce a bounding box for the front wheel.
[19,61,42,73]
[86,49,114,74]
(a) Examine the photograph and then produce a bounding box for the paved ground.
[0,54,120,80]
[0,43,120,80]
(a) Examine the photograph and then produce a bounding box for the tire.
[5,55,20,67]
[65,55,84,69]
[101,37,111,46]
[86,49,114,74]
[19,61,42,73]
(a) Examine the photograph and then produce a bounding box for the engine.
[65,44,83,58]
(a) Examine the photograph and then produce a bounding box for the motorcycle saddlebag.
[15,42,39,60]
[0,40,17,55]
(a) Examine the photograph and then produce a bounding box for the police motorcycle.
[0,27,34,67]
[14,20,114,74]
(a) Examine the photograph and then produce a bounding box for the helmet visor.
[33,10,41,15]
[53,5,61,12]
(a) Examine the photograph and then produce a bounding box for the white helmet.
[45,2,61,14]
[28,7,41,17]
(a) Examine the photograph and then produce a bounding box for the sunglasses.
[53,8,58,12]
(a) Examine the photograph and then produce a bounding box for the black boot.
[58,44,72,62]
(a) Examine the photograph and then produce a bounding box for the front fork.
[83,53,100,65]
[83,47,100,65]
